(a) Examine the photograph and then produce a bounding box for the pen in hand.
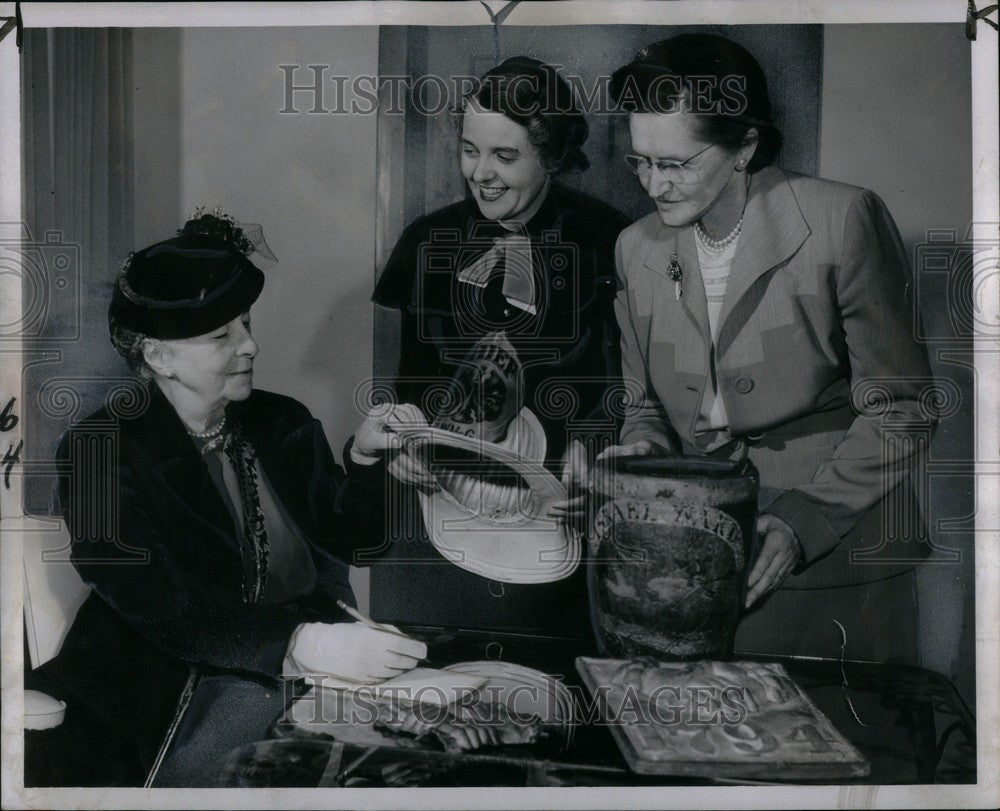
[335,599,424,646]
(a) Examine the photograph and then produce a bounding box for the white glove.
[284,621,427,683]
[350,404,439,490]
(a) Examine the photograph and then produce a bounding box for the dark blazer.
[373,183,630,466]
[33,387,382,778]
[615,166,936,588]
[368,184,629,638]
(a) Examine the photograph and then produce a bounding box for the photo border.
[1,2,996,809]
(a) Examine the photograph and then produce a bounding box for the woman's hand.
[351,404,438,491]
[286,621,427,683]
[594,438,673,463]
[548,438,589,527]
[744,513,803,608]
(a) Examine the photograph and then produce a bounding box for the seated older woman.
[26,213,425,787]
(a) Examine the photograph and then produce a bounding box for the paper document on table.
[301,667,488,706]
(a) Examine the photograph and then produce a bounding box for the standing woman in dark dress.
[368,57,629,640]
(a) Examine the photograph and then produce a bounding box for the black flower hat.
[109,210,276,340]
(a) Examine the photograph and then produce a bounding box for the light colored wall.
[819,24,973,697]
[178,27,379,452]
[176,27,380,608]
[819,24,972,248]
[133,29,182,249]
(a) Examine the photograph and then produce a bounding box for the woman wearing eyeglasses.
[603,34,934,662]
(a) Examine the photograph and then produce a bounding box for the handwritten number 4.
[3,439,22,489]
[0,397,20,490]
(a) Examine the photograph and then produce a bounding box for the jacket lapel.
[717,167,810,354]
[230,396,310,528]
[640,218,711,439]
[642,220,710,348]
[142,388,242,552]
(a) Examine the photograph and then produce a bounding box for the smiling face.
[628,110,754,229]
[460,107,550,221]
[147,312,258,415]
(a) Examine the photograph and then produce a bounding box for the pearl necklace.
[695,215,743,252]
[188,416,227,454]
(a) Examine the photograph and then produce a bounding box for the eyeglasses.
[624,142,717,184]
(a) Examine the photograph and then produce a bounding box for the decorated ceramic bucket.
[588,456,759,660]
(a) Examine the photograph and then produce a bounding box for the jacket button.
[735,377,755,394]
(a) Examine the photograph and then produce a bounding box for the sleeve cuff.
[764,489,842,565]
[618,428,677,455]
[256,617,303,678]
[343,436,387,482]
[282,623,306,677]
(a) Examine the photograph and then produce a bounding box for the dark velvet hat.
[109,213,272,340]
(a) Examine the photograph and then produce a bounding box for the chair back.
[23,518,91,668]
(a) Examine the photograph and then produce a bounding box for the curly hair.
[109,302,154,382]
[453,57,590,175]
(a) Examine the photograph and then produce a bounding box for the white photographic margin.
[0,1,996,809]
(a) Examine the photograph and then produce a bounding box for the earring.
[735,159,747,171]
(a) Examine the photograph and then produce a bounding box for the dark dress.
[26,387,383,786]
[368,184,629,640]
